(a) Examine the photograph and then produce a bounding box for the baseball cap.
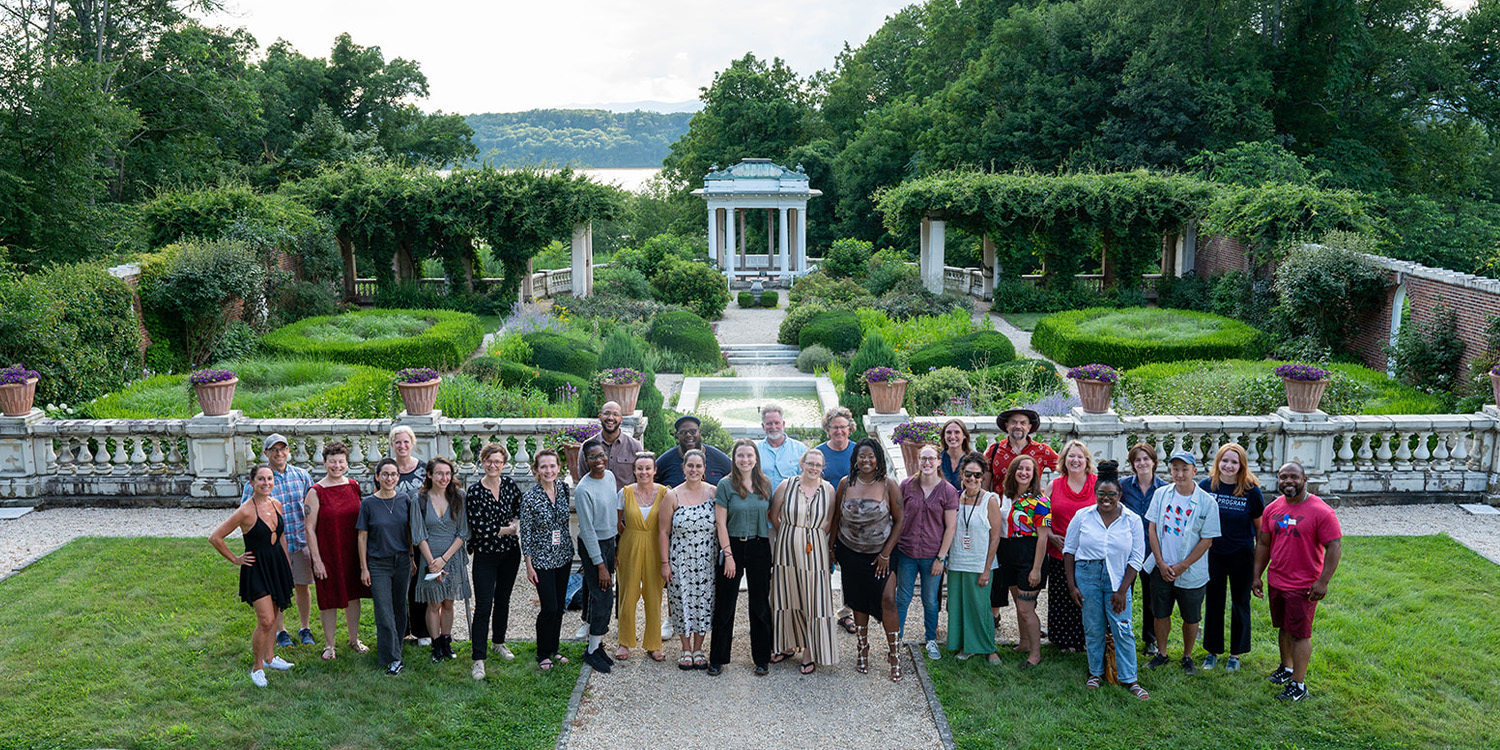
[264,433,290,449]
[1168,450,1196,466]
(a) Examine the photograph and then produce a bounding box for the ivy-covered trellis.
[285,161,621,301]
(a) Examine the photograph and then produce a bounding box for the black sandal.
[800,661,816,675]
[769,651,795,664]
[839,615,857,634]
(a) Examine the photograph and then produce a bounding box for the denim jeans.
[1077,559,1137,683]
[895,552,941,642]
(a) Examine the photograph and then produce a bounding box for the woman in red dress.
[307,440,373,659]
[1046,439,1096,653]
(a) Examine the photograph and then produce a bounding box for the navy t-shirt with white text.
[1198,478,1264,556]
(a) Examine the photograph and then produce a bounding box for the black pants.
[1138,568,1158,649]
[578,536,618,637]
[710,536,772,667]
[471,547,521,660]
[1205,549,1255,655]
[406,551,428,640]
[534,563,571,663]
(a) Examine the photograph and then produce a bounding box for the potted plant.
[395,368,442,416]
[892,420,940,476]
[597,367,646,414]
[548,423,602,478]
[1067,363,1119,414]
[0,363,40,417]
[865,366,910,414]
[1490,364,1500,409]
[189,368,238,417]
[1276,363,1332,413]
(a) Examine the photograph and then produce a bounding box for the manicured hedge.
[779,302,827,346]
[84,359,395,419]
[1032,307,1270,370]
[907,331,1016,372]
[262,309,484,371]
[522,332,599,378]
[646,311,722,366]
[798,310,863,353]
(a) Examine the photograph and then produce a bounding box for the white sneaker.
[494,644,515,661]
[266,656,295,671]
[472,660,486,680]
[572,622,589,639]
[661,623,674,640]
[925,640,941,660]
[417,637,432,647]
[250,669,268,687]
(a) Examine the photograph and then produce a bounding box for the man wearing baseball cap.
[983,408,1058,492]
[655,414,731,487]
[1142,450,1221,675]
[241,433,316,648]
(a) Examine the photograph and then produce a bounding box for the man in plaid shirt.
[240,433,315,648]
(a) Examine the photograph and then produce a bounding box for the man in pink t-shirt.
[1252,462,1343,702]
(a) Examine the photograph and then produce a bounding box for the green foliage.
[1205,183,1375,260]
[277,281,343,323]
[262,309,484,370]
[521,332,599,379]
[736,290,779,309]
[761,290,779,308]
[787,271,874,310]
[798,310,864,353]
[1033,307,1269,370]
[844,332,900,397]
[435,374,579,419]
[595,266,650,299]
[139,240,267,367]
[645,311,722,368]
[779,302,828,346]
[488,332,533,365]
[208,321,259,364]
[823,238,874,279]
[908,331,1017,373]
[139,186,321,251]
[554,294,677,325]
[911,367,972,415]
[864,249,919,296]
[1272,233,1391,351]
[462,356,532,387]
[1187,141,1312,187]
[1118,360,1444,416]
[599,328,648,372]
[1390,304,1465,395]
[464,109,693,168]
[795,345,835,373]
[738,291,757,308]
[856,308,976,367]
[0,263,144,405]
[85,358,395,419]
[661,53,814,188]
[649,259,729,319]
[973,359,1067,396]
[873,278,972,320]
[990,279,1103,314]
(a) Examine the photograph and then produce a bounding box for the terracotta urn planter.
[0,377,38,417]
[1076,379,1114,414]
[869,379,909,414]
[899,440,926,477]
[600,381,641,414]
[194,378,239,417]
[1282,378,1330,414]
[563,442,582,479]
[397,378,442,416]
[1490,372,1500,408]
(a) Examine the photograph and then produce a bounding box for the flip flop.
[321,646,336,661]
[769,651,795,664]
[349,640,370,654]
[539,658,553,672]
[838,615,857,634]
[800,662,816,675]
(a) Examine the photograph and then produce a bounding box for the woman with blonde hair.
[1046,439,1095,653]
[1198,442,1263,672]
[769,449,838,673]
[616,453,672,661]
[389,424,429,645]
[708,438,775,676]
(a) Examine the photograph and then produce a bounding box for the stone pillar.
[188,411,244,499]
[982,234,997,300]
[1273,407,1340,499]
[0,409,45,500]
[725,208,738,283]
[521,258,535,301]
[1070,408,1127,464]
[398,411,446,461]
[571,222,592,298]
[920,217,946,295]
[707,207,721,277]
[778,207,790,278]
[797,206,808,272]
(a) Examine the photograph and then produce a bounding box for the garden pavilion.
[693,158,822,283]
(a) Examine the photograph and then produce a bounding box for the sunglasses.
[962,471,983,478]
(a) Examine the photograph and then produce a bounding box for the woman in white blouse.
[1063,459,1149,700]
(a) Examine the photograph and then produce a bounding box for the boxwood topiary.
[798,310,863,353]
[262,308,484,371]
[779,302,827,345]
[646,310,722,367]
[1031,307,1270,370]
[738,291,757,308]
[521,332,599,378]
[761,290,778,308]
[907,331,1017,372]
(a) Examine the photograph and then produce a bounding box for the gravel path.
[979,307,1077,397]
[714,306,787,345]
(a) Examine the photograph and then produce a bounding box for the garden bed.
[84,359,395,419]
[1032,307,1269,369]
[262,309,485,371]
[1116,359,1447,415]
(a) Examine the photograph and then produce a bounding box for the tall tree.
[661,53,813,187]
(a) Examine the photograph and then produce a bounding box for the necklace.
[376,491,397,517]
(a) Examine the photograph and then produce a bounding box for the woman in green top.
[707,438,774,676]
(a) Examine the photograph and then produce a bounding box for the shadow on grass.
[0,538,581,750]
[929,535,1500,750]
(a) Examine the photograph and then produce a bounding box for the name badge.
[551,529,561,546]
[961,534,972,550]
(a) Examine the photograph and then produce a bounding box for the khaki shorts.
[287,546,313,586]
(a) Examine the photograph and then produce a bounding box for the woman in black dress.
[210,464,296,687]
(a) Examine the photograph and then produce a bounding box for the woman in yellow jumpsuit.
[616,453,672,661]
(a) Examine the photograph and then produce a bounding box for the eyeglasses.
[918,456,939,463]
[962,471,983,478]
[1095,490,1120,498]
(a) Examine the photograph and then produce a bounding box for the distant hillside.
[463,109,695,168]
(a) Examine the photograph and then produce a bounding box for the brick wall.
[1346,258,1500,375]
[1194,235,1251,276]
[107,264,152,354]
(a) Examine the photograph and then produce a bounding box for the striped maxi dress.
[771,479,840,665]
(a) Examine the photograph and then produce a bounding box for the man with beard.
[756,403,807,487]
[595,401,642,490]
[984,408,1058,492]
[1253,462,1343,702]
[655,415,732,487]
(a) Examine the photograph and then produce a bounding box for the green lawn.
[0,538,580,750]
[929,535,1500,750]
[1002,312,1047,331]
[477,314,504,334]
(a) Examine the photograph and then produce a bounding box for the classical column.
[738,209,747,266]
[778,207,790,278]
[726,207,739,282]
[571,222,591,299]
[796,206,808,273]
[920,217,946,295]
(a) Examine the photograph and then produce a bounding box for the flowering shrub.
[1023,392,1081,417]
[1066,363,1120,383]
[892,421,941,444]
[503,301,566,336]
[546,423,601,450]
[597,367,646,386]
[1274,363,1331,382]
[188,369,236,386]
[555,382,580,402]
[1492,363,1500,376]
[394,368,441,384]
[0,364,40,386]
[864,366,908,383]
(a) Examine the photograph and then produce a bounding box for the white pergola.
[692,158,822,282]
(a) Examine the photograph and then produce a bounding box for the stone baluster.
[348,435,367,476]
[1431,431,1452,471]
[1335,433,1355,470]
[1413,431,1433,468]
[95,437,114,474]
[457,436,477,477]
[514,435,532,469]
[56,436,77,475]
[166,437,185,474]
[1356,432,1375,469]
[148,436,167,474]
[1374,431,1394,471]
[128,437,148,474]
[1450,430,1471,470]
[366,436,386,467]
[42,435,58,474]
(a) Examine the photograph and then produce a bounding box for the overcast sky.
[207,0,1479,116]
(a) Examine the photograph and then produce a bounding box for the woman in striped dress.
[769,450,839,673]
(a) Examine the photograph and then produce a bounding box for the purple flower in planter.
[1490,363,1500,376]
[546,423,601,451]
[0,364,40,386]
[1024,392,1081,417]
[1274,363,1331,382]
[1066,363,1119,383]
[597,368,646,386]
[188,369,236,386]
[394,368,441,384]
[864,366,908,383]
[892,421,941,444]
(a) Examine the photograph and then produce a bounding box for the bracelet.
[722,550,733,556]
[877,554,890,560]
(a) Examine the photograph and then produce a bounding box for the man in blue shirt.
[756,403,807,488]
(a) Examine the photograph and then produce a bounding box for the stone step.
[720,344,799,353]
[726,356,798,365]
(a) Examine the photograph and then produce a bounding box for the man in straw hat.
[983,408,1059,492]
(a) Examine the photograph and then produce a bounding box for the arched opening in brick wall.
[1387,283,1406,376]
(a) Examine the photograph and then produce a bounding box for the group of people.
[211,403,1343,704]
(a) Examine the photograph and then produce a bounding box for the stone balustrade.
[0,410,644,507]
[863,406,1500,505]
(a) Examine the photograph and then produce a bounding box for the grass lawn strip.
[0,538,579,750]
[1001,313,1046,332]
[928,535,1500,750]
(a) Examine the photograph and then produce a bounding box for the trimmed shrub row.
[737,290,779,308]
[522,332,599,378]
[1032,307,1270,370]
[907,331,1017,372]
[462,356,589,399]
[646,310,723,367]
[84,359,395,419]
[799,310,863,353]
[262,309,484,371]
